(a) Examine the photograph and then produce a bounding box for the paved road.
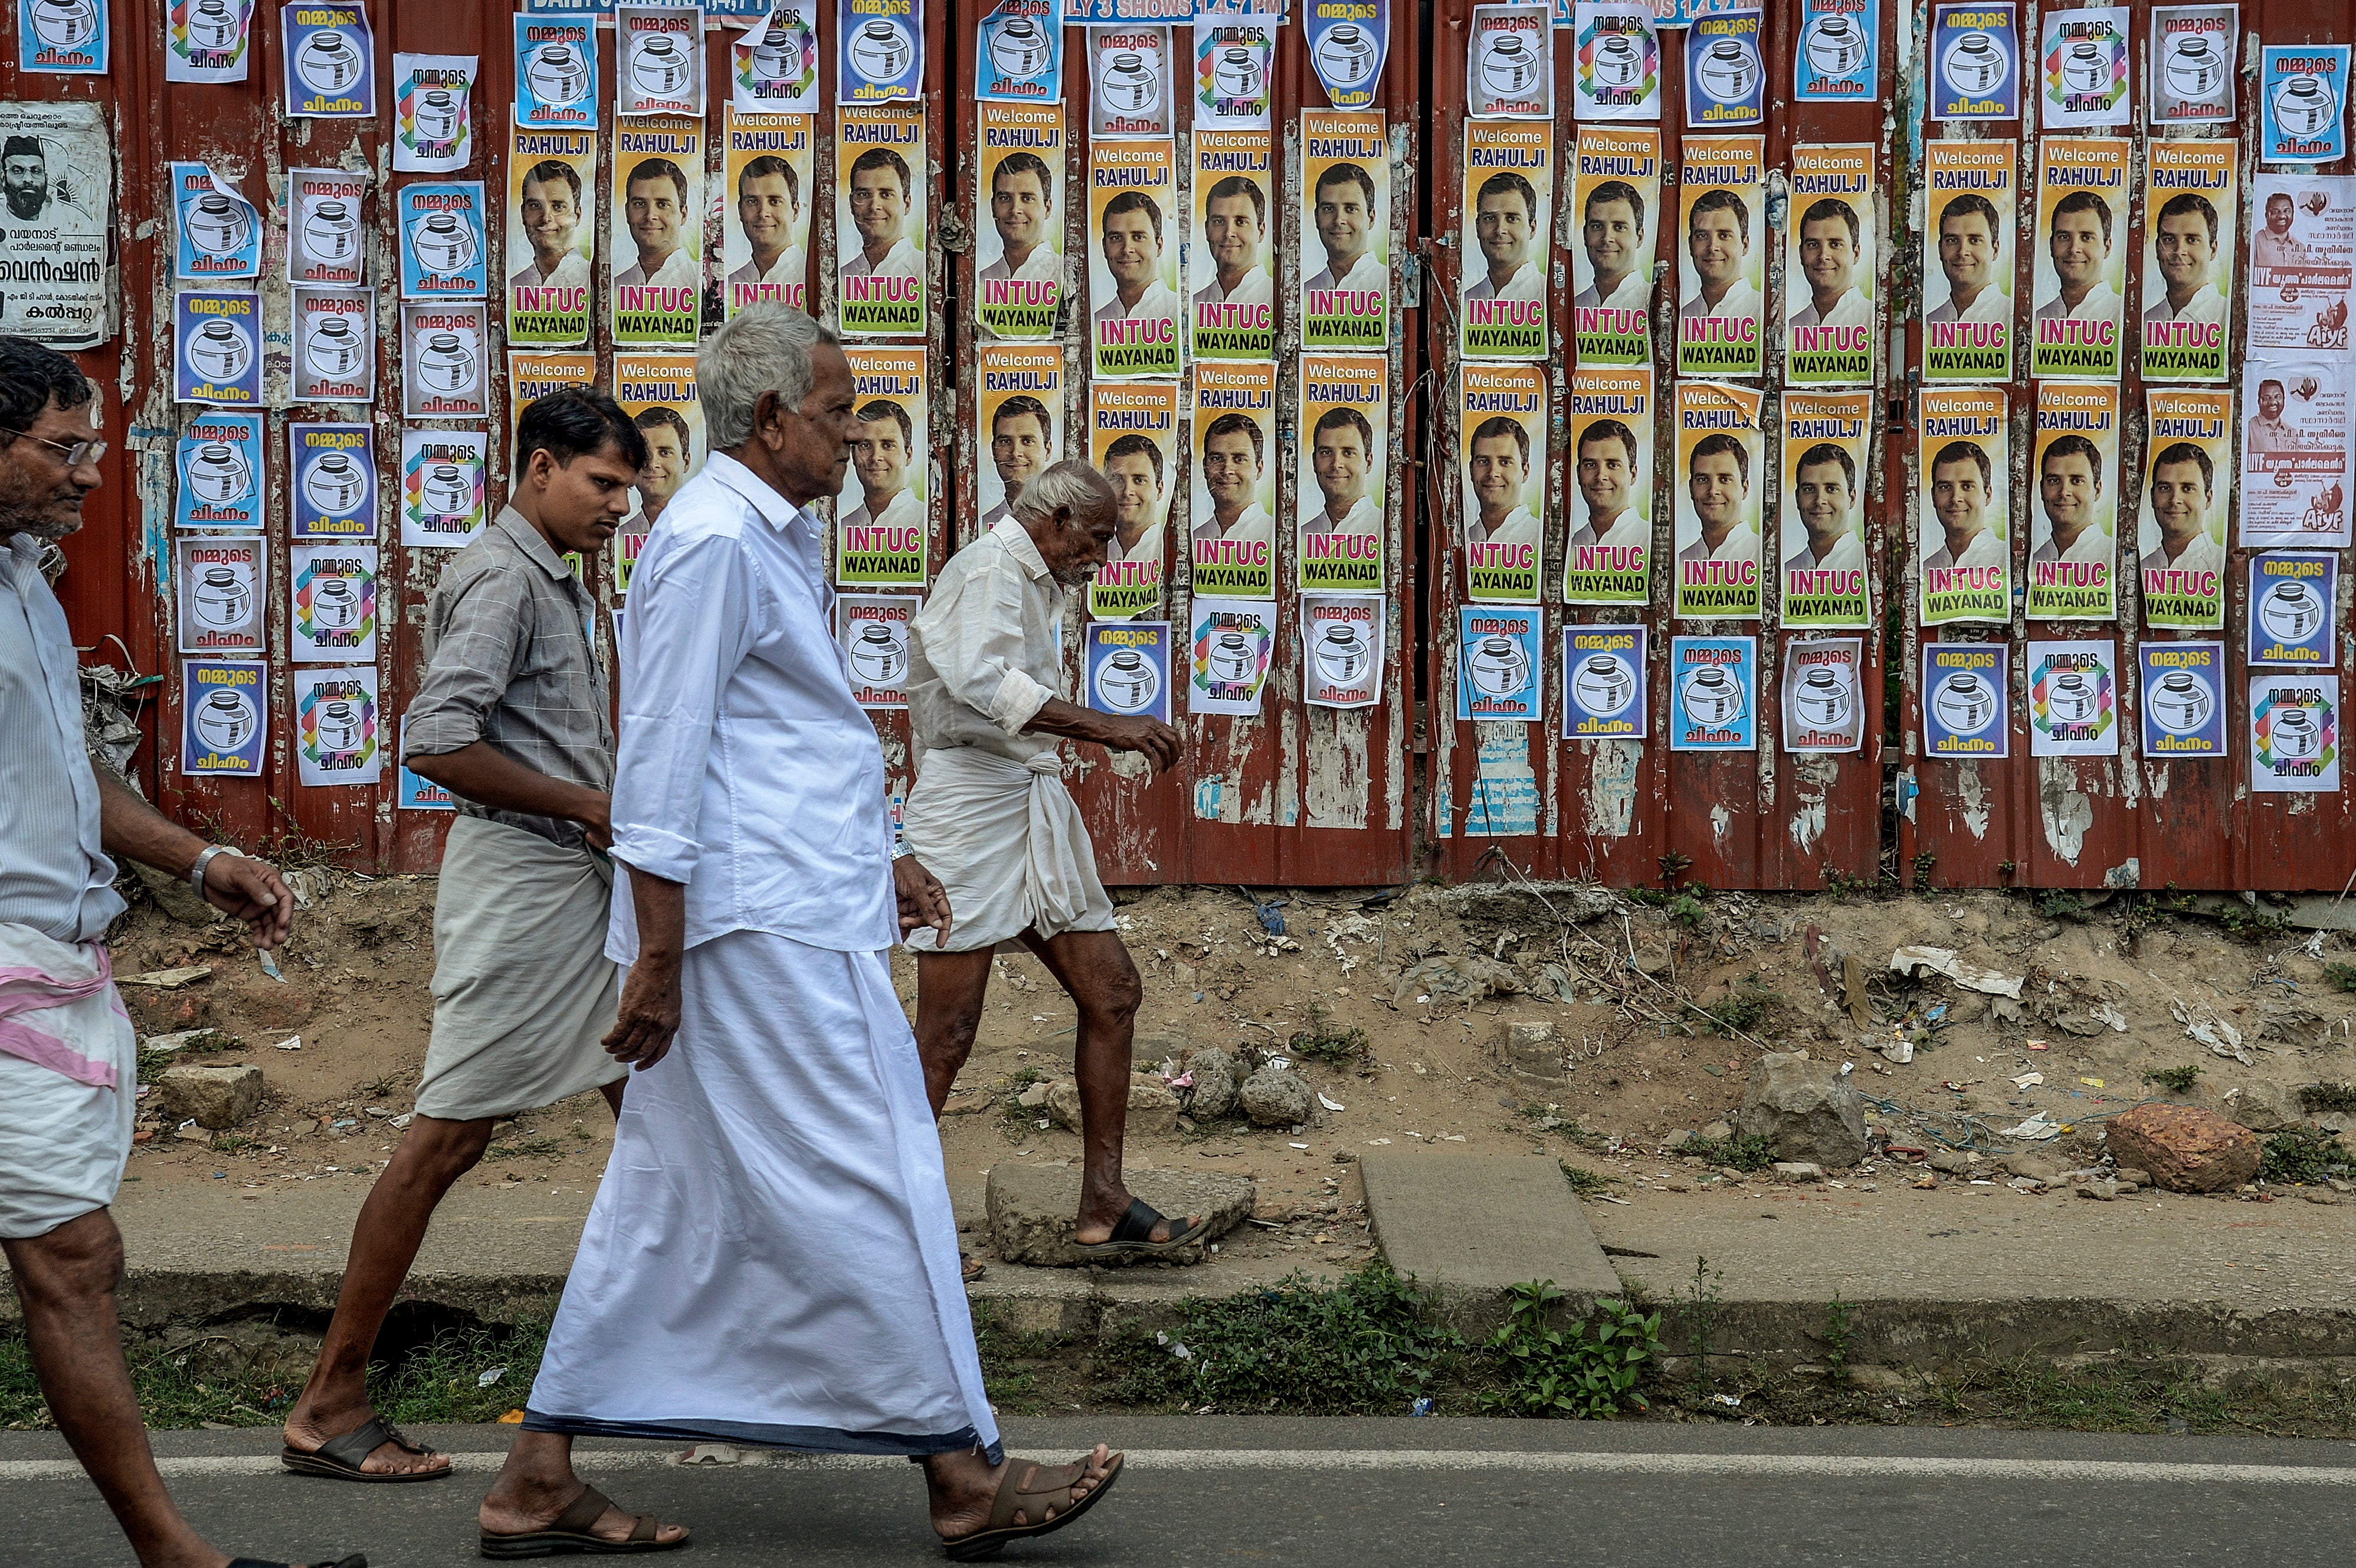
[8,1417,2354,1566]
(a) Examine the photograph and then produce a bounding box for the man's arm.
[94,771,292,948]
[409,743,612,849]
[1024,697,1181,772]
[602,868,683,1070]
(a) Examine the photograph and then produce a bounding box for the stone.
[1771,1162,1824,1183]
[2224,1082,2301,1134]
[1238,1065,1313,1127]
[1700,1120,1734,1142]
[1182,1047,1241,1119]
[1664,1129,1695,1148]
[2103,1103,2261,1194]
[1015,1082,1051,1108]
[2076,1179,2118,1201]
[984,1162,1251,1267]
[2114,1180,2139,1195]
[1928,1149,1972,1175]
[1490,1020,1567,1084]
[2115,1167,2152,1188]
[1045,1078,1180,1138]
[1737,1051,1869,1169]
[156,1062,264,1130]
[2003,1152,2062,1181]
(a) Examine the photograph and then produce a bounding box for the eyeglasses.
[1,428,106,468]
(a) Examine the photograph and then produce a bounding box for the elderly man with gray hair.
[476,306,1125,1561]
[902,461,1202,1264]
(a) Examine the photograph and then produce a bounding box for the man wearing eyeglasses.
[0,337,356,1568]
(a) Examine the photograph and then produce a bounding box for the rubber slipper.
[942,1451,1124,1561]
[961,1252,988,1282]
[480,1484,689,1559]
[280,1415,450,1482]
[1070,1198,1211,1259]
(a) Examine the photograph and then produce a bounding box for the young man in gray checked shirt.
[280,393,676,1531]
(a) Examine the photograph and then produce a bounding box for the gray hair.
[699,303,840,450]
[1012,460,1115,529]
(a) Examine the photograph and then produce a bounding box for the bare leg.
[914,947,997,1115]
[480,1429,689,1546]
[1021,930,1200,1246]
[5,1209,230,1568]
[923,1442,1119,1541]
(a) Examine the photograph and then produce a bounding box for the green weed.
[2300,1082,2356,1113]
[1821,1295,1854,1377]
[2260,1125,2350,1186]
[1559,1161,1612,1198]
[2142,1065,2203,1094]
[1290,1002,1371,1064]
[1683,1131,1777,1173]
[1476,1283,1658,1419]
[2324,963,2356,995]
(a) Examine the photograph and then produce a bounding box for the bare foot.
[1073,1186,1202,1247]
[479,1479,690,1547]
[926,1444,1118,1540]
[281,1399,450,1477]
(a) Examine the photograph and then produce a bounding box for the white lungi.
[900,747,1116,954]
[415,815,625,1122]
[0,924,139,1240]
[524,930,1001,1458]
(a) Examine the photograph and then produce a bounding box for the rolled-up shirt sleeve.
[610,532,759,885]
[402,566,525,761]
[930,558,1052,737]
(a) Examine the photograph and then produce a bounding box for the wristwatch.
[189,844,236,900]
[891,837,914,860]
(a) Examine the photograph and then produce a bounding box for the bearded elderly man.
[902,461,1207,1262]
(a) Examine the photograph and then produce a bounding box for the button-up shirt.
[404,508,612,850]
[607,452,895,957]
[0,532,123,942]
[905,517,1063,771]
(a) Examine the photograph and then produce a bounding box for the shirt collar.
[493,507,575,582]
[706,450,804,534]
[990,513,1051,581]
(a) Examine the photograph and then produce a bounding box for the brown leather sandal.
[942,1451,1125,1561]
[479,1485,689,1559]
[279,1415,450,1482]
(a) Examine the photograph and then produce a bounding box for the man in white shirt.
[837,398,920,535]
[2034,190,2119,324]
[1785,444,1864,572]
[1923,441,2004,570]
[725,155,804,306]
[1305,406,1379,542]
[614,158,697,290]
[2250,191,2307,271]
[841,146,920,281]
[902,460,1205,1267]
[2031,435,2109,566]
[2141,444,2224,581]
[491,304,1124,1558]
[1926,192,2006,326]
[1676,434,1757,566]
[2246,378,2299,456]
[2147,192,2224,326]
[1568,419,1649,552]
[1192,413,1272,546]
[1192,175,1272,313]
[1465,170,1544,303]
[1572,181,1649,310]
[978,395,1051,532]
[1101,434,1166,569]
[1092,191,1179,332]
[1305,163,1385,293]
[508,158,591,294]
[1679,187,1759,324]
[978,152,1059,293]
[1789,197,1870,329]
[1466,416,1539,550]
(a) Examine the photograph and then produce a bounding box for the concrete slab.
[1359,1151,1621,1303]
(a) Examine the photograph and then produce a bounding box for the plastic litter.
[2011,1072,2043,1088]
[1889,946,2024,999]
[1998,1112,2063,1141]
[477,1366,505,1387]
[1318,1092,1345,1111]
[258,948,285,982]
[274,1035,302,1051]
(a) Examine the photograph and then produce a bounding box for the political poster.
[1785,143,1873,386]
[288,422,375,540]
[516,12,597,127]
[1929,2,2016,120]
[1302,595,1383,710]
[2029,139,2127,381]
[2141,142,2234,382]
[2026,382,2118,621]
[2139,387,2232,629]
[397,181,488,300]
[1685,8,1762,129]
[1190,360,1277,599]
[976,343,1061,532]
[1190,596,1277,716]
[168,0,257,84]
[837,104,925,337]
[1922,642,2008,760]
[721,110,811,316]
[730,1,820,114]
[400,301,489,421]
[1782,637,1865,755]
[175,412,263,532]
[2140,641,2225,759]
[17,0,106,72]
[1670,380,1763,621]
[393,53,476,173]
[1087,619,1174,720]
[181,660,267,777]
[614,118,703,345]
[2260,45,2348,165]
[838,0,923,104]
[174,290,261,407]
[2240,358,2352,549]
[399,428,488,549]
[509,350,598,459]
[1917,386,2008,625]
[398,721,456,811]
[2246,175,2352,353]
[1569,125,1657,365]
[1296,353,1385,593]
[975,104,1063,340]
[1463,362,1549,605]
[174,534,263,655]
[975,0,1061,104]
[1459,604,1544,723]
[287,166,368,288]
[1089,379,1177,620]
[1563,624,1646,742]
[1300,110,1389,351]
[293,667,384,787]
[283,4,375,119]
[1087,26,1174,140]
[291,287,373,405]
[1304,0,1386,111]
[172,163,261,281]
[1778,389,1873,628]
[1794,0,1875,101]
[613,352,702,532]
[1669,634,1756,751]
[835,345,928,588]
[507,131,596,346]
[2250,675,2339,793]
[1571,1,1659,122]
[2027,639,2118,757]
[0,103,108,347]
[618,5,705,117]
[2249,553,2337,670]
[1561,364,1649,606]
[1193,15,1276,131]
[1921,140,2013,383]
[1467,4,1551,120]
[2149,5,2234,126]
[836,593,920,709]
[1089,137,1181,378]
[290,542,378,664]
[1191,129,1274,360]
[1460,121,1551,362]
[2037,7,2128,128]
[1673,135,1761,378]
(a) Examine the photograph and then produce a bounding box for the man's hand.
[894,854,952,944]
[572,789,614,852]
[604,951,681,1070]
[1097,714,1182,772]
[202,853,294,950]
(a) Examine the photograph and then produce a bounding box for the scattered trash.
[2012,1072,2044,1088]
[1289,1141,1309,1150]
[389,1112,414,1130]
[477,1366,505,1388]
[2173,1000,2255,1065]
[2091,1002,2128,1033]
[257,948,285,982]
[1711,1393,1742,1408]
[1839,1061,1854,1076]
[1879,1038,1913,1065]
[1889,946,2024,999]
[2027,1040,2049,1051]
[1317,1092,1345,1111]
[1999,1112,2064,1141]
[273,1035,302,1051]
[2080,1077,2105,1089]
[498,1409,526,1425]
[675,1444,741,1466]
[1266,1056,1293,1072]
[1249,895,1287,936]
[118,966,212,990]
[1410,1398,1436,1416]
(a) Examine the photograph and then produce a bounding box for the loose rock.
[1182,1047,1241,1119]
[157,1062,264,1130]
[1046,1078,1181,1138]
[2103,1103,2260,1194]
[1928,1149,1972,1175]
[1738,1052,1869,1168]
[1771,1162,1825,1183]
[1238,1065,1313,1127]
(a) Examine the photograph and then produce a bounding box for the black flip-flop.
[480,1484,690,1559]
[280,1415,450,1482]
[1070,1198,1212,1260]
[943,1452,1124,1561]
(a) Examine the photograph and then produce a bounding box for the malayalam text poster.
[1778,389,1873,628]
[1089,379,1178,621]
[1460,120,1551,363]
[975,103,1061,340]
[1922,140,2013,383]
[1190,595,1276,716]
[2251,674,2339,793]
[2247,175,2352,353]
[1918,386,2008,625]
[1089,137,1181,378]
[175,290,261,408]
[1301,110,1389,352]
[289,541,378,664]
[175,534,263,655]
[516,12,597,128]
[1922,641,2008,760]
[0,102,109,347]
[176,412,263,532]
[2027,638,2118,757]
[2240,359,2351,549]
[2027,381,2118,621]
[836,593,919,710]
[1190,360,1277,599]
[1468,2,1552,120]
[1785,143,1874,386]
[1301,594,1383,710]
[1929,2,2017,120]
[613,117,702,346]
[1463,362,1549,605]
[1782,636,1865,754]
[835,345,928,588]
[2139,387,2232,629]
[2260,45,2348,165]
[1669,634,1756,751]
[1087,26,1173,140]
[2149,5,2235,125]
[1685,7,1763,129]
[2030,138,2128,381]
[287,166,368,287]
[1675,135,1762,379]
[1671,380,1764,621]
[1087,618,1174,720]
[399,301,489,421]
[1459,603,1544,724]
[836,104,925,337]
[182,658,266,776]
[293,666,383,786]
[618,4,706,117]
[397,181,487,301]
[976,342,1061,530]
[1570,125,1657,365]
[289,422,373,540]
[1571,0,1660,122]
[1296,352,1385,592]
[2037,6,2128,128]
[1562,364,1649,606]
[392,52,476,174]
[1191,129,1274,361]
[723,110,812,316]
[1563,623,1646,742]
[2141,641,2226,759]
[2249,552,2337,670]
[2141,141,2233,382]
[399,427,487,549]
[291,286,373,405]
[1794,0,1876,102]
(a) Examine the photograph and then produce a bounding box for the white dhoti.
[0,924,139,1240]
[899,747,1116,954]
[523,929,1001,1458]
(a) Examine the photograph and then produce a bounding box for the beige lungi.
[899,746,1116,954]
[415,815,624,1121]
